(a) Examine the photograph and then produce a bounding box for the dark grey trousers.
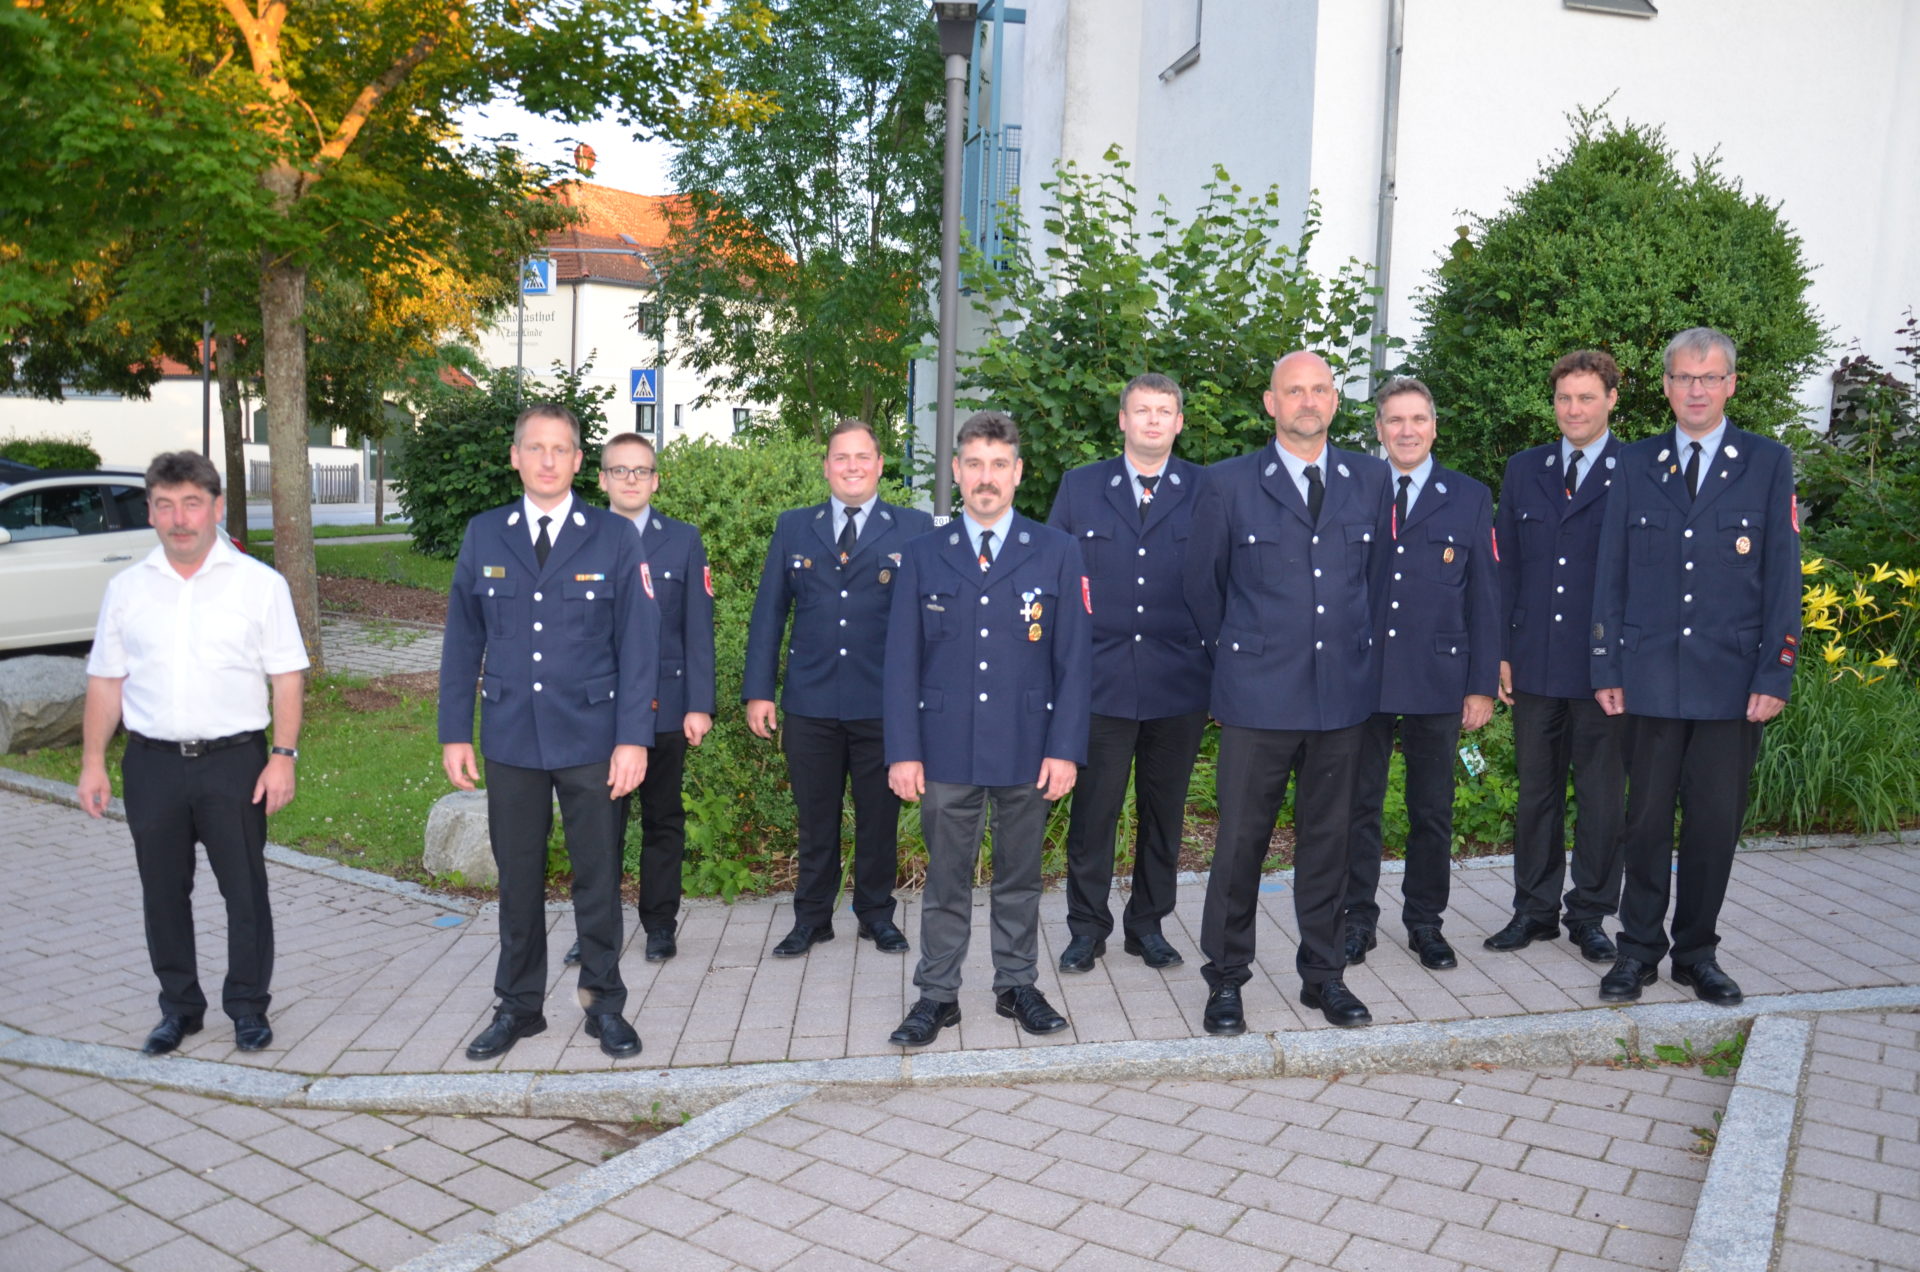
[911,781,1052,1002]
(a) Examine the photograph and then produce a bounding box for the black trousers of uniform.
[1343,710,1462,934]
[631,728,689,934]
[485,757,627,1017]
[1201,722,1364,990]
[1510,691,1626,928]
[783,713,900,928]
[1617,714,1763,968]
[1064,710,1207,943]
[122,734,273,1021]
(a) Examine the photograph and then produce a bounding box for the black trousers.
[631,728,689,934]
[1064,710,1207,942]
[1617,714,1763,967]
[122,735,273,1020]
[485,757,626,1017]
[1343,710,1461,933]
[1510,691,1626,927]
[1201,722,1364,990]
[783,713,900,928]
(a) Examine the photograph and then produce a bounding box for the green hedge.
[1,435,101,470]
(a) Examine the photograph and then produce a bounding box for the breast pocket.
[1345,522,1376,583]
[1719,510,1763,567]
[1425,529,1467,586]
[1629,509,1668,567]
[1232,523,1289,571]
[475,579,517,641]
[1075,525,1115,574]
[922,591,959,640]
[1014,582,1056,646]
[1516,507,1549,557]
[563,580,613,641]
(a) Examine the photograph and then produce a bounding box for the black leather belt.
[128,730,264,758]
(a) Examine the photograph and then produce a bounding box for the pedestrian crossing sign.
[629,368,659,404]
[521,258,552,294]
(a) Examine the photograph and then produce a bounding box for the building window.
[732,408,754,435]
[632,302,658,337]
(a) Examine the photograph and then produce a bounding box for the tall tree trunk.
[215,332,248,550]
[373,437,385,525]
[261,246,322,671]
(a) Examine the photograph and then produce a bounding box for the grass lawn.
[6,674,452,882]
[252,522,411,542]
[254,540,455,593]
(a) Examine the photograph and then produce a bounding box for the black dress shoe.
[645,929,677,961]
[466,1010,547,1060]
[995,986,1069,1035]
[1300,979,1372,1028]
[1599,956,1658,1002]
[1203,986,1246,1036]
[889,997,961,1047]
[1343,926,1378,966]
[1483,915,1560,952]
[771,923,833,957]
[564,938,582,966]
[1673,959,1744,1006]
[1057,935,1105,973]
[1123,933,1184,968]
[141,1014,204,1056]
[857,920,910,953]
[584,1012,643,1057]
[233,1015,273,1052]
[1408,927,1458,971]
[1566,922,1617,963]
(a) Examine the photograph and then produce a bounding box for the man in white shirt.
[78,451,309,1056]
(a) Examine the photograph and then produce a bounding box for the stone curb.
[1677,1013,1813,1272]
[6,985,1917,1122]
[388,1083,812,1272]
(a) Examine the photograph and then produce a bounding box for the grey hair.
[1663,328,1738,375]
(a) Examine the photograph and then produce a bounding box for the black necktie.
[1565,450,1583,498]
[838,506,859,561]
[977,528,994,572]
[1304,464,1325,524]
[1137,473,1160,523]
[534,514,552,568]
[1684,441,1702,502]
[1394,474,1411,536]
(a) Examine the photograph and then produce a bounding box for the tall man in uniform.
[1185,351,1393,1032]
[1341,378,1499,973]
[79,451,308,1056]
[1487,350,1629,963]
[883,411,1092,1046]
[561,432,714,966]
[745,418,932,956]
[1046,373,1210,973]
[1591,328,1801,1006]
[440,403,659,1060]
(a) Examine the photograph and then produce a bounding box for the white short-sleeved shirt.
[87,536,310,740]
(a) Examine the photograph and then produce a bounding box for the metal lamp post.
[931,1,978,519]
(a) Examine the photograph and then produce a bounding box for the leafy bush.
[1408,110,1827,492]
[0,434,101,470]
[394,363,613,560]
[963,147,1384,518]
[1793,311,1920,571]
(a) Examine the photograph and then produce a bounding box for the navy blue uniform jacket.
[1046,456,1210,720]
[1590,425,1801,720]
[634,512,715,732]
[439,501,660,770]
[1184,444,1394,732]
[883,513,1093,787]
[1378,465,1501,715]
[744,499,934,721]
[1495,436,1624,700]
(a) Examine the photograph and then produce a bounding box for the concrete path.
[1,777,1916,1269]
[320,617,442,678]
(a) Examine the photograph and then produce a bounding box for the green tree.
[657,0,942,445]
[1792,311,1920,570]
[1408,110,1828,490]
[963,148,1384,518]
[1,0,772,665]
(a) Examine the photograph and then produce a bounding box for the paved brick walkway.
[0,1061,651,1272]
[1775,1011,1920,1270]
[320,617,442,679]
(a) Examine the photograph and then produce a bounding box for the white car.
[0,468,166,650]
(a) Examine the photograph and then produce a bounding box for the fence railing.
[246,461,361,504]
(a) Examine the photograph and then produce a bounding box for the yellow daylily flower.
[1868,562,1897,584]
[1802,558,1826,576]
[1897,568,1920,590]
[1823,644,1846,664]
[1870,651,1900,669]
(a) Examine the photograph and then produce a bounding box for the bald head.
[1264,351,1338,460]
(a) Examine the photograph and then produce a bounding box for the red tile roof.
[546,183,686,287]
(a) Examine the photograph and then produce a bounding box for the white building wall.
[471,278,764,445]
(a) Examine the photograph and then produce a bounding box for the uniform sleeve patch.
[704,565,713,597]
[640,562,655,599]
[1779,648,1796,667]
[1081,576,1092,614]
[1791,493,1801,533]
[1489,527,1499,563]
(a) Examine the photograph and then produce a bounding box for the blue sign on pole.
[629,369,659,404]
[521,259,553,294]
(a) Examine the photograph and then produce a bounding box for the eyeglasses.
[1666,373,1732,390]
[604,465,656,480]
